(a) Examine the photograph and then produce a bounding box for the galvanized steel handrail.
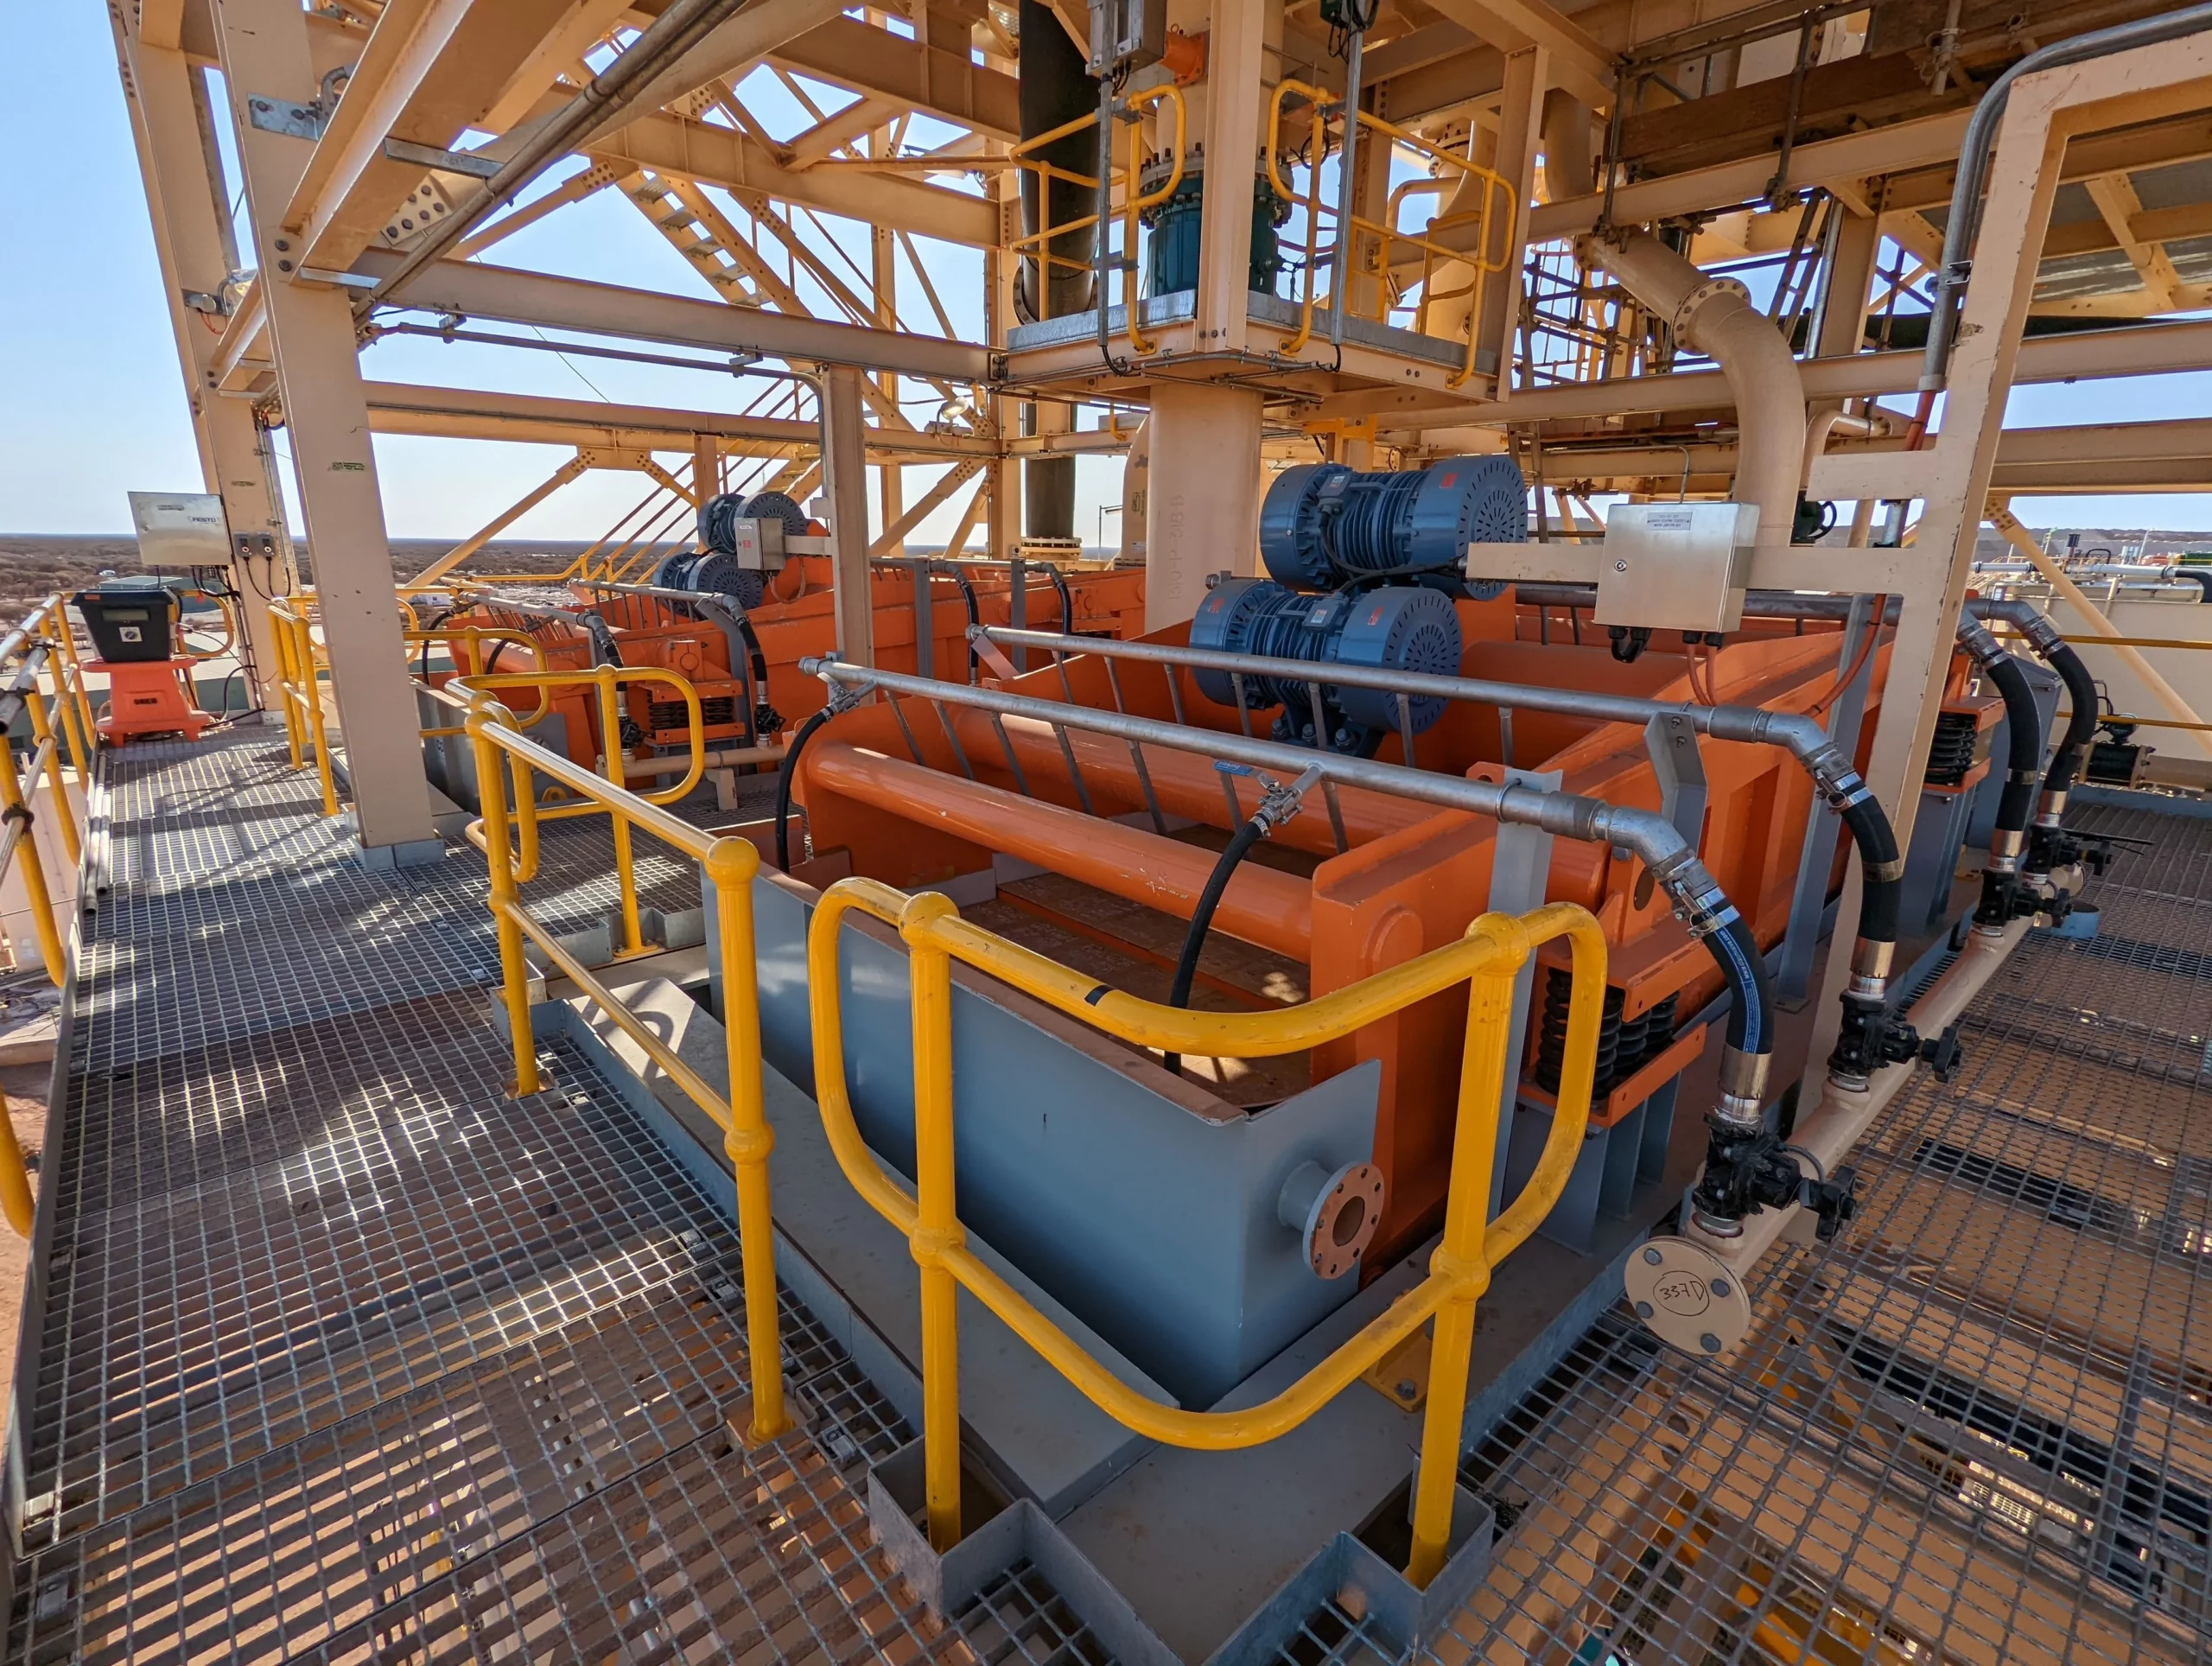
[807,874,1606,1585]
[462,694,789,1443]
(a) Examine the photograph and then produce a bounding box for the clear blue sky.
[6,1,2208,542]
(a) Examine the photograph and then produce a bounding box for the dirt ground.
[0,1063,47,1440]
[0,537,638,623]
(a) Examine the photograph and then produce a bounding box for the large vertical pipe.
[1580,230,1809,546]
[1018,0,1095,544]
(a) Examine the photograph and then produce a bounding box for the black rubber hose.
[1706,912,1774,1061]
[1839,795,1902,951]
[1050,568,1075,636]
[2041,641,2101,801]
[774,705,836,871]
[1161,815,1268,1075]
[417,607,457,682]
[1980,650,2045,836]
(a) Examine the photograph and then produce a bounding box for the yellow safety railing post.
[459,700,786,1428]
[595,665,645,956]
[707,834,791,1444]
[901,889,968,1548]
[1406,919,1524,1587]
[0,1084,32,1237]
[23,677,79,868]
[298,611,340,817]
[806,881,1607,1576]
[0,735,66,989]
[272,611,305,769]
[467,700,544,1097]
[48,603,96,761]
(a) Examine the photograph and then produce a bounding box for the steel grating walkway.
[6,729,926,1665]
[1441,802,2212,1666]
[16,726,2212,1666]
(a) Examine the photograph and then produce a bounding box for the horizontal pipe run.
[808,741,1314,958]
[800,654,1768,1059]
[1692,915,2032,1275]
[622,742,788,780]
[977,625,1863,799]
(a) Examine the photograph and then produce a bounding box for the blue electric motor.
[1190,579,1464,754]
[1186,456,1526,754]
[658,491,811,608]
[1258,455,1524,596]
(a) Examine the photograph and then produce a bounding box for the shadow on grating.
[279,1427,940,1666]
[20,1040,756,1551]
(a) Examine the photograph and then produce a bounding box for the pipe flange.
[1669,276,1751,343]
[1625,1236,1751,1356]
[1278,1159,1386,1280]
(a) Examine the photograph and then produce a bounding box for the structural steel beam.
[341,250,995,382]
[359,379,992,459]
[288,0,567,270]
[1338,317,2212,427]
[767,16,1019,140]
[1419,0,1612,108]
[580,0,850,142]
[587,112,998,244]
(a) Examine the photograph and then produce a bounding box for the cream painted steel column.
[1806,44,2212,1070]
[109,19,298,709]
[1814,207,1880,360]
[818,363,877,665]
[1191,0,1268,354]
[213,0,435,853]
[1144,381,1265,631]
[1473,48,1547,397]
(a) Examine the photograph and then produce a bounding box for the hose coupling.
[1717,1046,1770,1120]
[1849,937,1893,982]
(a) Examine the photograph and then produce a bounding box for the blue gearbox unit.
[1258,454,1524,597]
[1189,578,1462,754]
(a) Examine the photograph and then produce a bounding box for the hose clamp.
[1863,857,1905,884]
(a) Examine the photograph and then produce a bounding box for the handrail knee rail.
[462,695,788,1442]
[807,873,1606,1585]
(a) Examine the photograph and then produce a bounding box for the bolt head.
[1643,1246,1664,1265]
[1395,1378,1416,1399]
[274,238,290,252]
[1635,1300,1654,1319]
[1710,1277,1731,1298]
[1700,1332,1722,1353]
[277,260,294,272]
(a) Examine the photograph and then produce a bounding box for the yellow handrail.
[449,666,706,951]
[807,875,1605,1580]
[463,698,788,1443]
[0,599,95,1237]
[269,599,340,816]
[1007,83,1186,357]
[408,627,551,736]
[1266,81,1515,385]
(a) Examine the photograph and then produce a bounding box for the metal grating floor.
[9,728,929,1664]
[28,727,2212,1666]
[1441,800,2212,1666]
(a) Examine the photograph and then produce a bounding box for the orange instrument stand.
[90,658,210,745]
